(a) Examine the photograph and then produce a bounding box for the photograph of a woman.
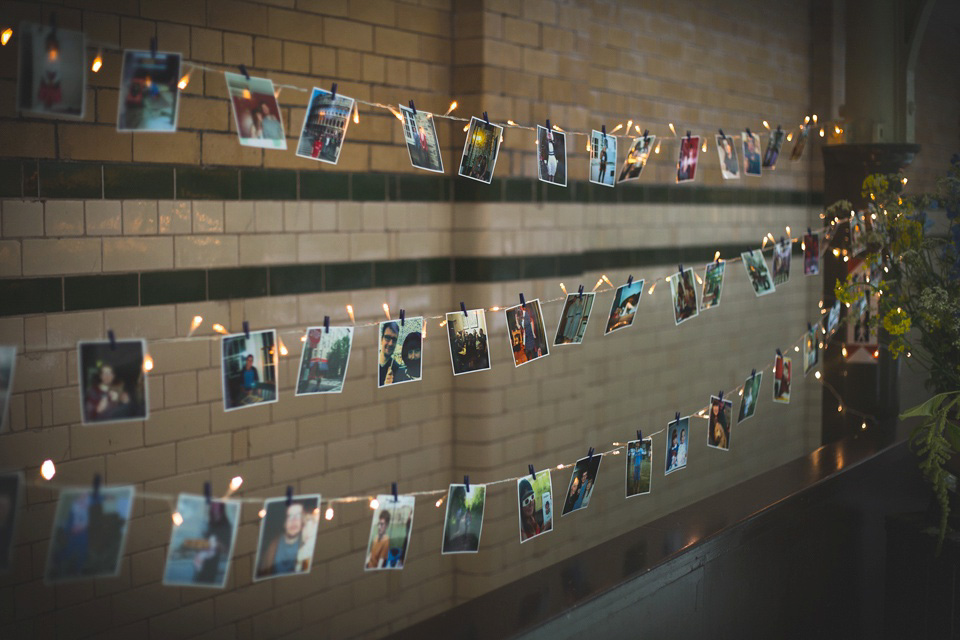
[78,340,149,425]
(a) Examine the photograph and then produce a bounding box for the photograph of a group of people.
[741,249,776,296]
[803,233,820,275]
[763,127,786,169]
[618,134,656,183]
[221,330,278,411]
[163,495,240,588]
[537,125,567,186]
[716,134,739,180]
[738,371,763,423]
[742,130,762,176]
[604,279,644,334]
[700,261,725,311]
[295,326,353,395]
[589,129,617,187]
[446,309,491,375]
[78,339,149,425]
[441,483,486,554]
[459,116,502,184]
[665,416,690,475]
[804,325,820,375]
[0,474,20,572]
[378,318,423,387]
[772,240,792,285]
[0,346,16,430]
[517,470,553,543]
[505,300,549,367]
[626,439,652,498]
[707,395,733,451]
[676,135,700,183]
[253,494,320,580]
[17,22,86,118]
[554,292,595,346]
[773,354,792,403]
[297,87,355,165]
[225,72,286,149]
[400,104,443,173]
[117,50,181,132]
[365,495,415,570]
[669,268,699,325]
[561,455,602,516]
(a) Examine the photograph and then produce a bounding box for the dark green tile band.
[39,162,101,199]
[141,270,206,305]
[64,274,138,311]
[0,278,62,316]
[104,165,174,200]
[208,267,268,300]
[177,167,239,200]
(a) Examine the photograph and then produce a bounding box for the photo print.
[716,134,740,180]
[773,354,792,404]
[518,469,553,543]
[669,267,699,325]
[117,50,181,132]
[0,473,21,573]
[45,485,134,583]
[677,135,701,183]
[742,130,762,176]
[17,21,85,119]
[604,279,645,335]
[441,483,486,554]
[297,87,354,164]
[804,325,820,376]
[295,326,353,395]
[225,72,286,149]
[803,233,820,275]
[700,261,725,311]
[772,240,791,286]
[763,127,786,169]
[665,416,690,475]
[789,125,810,161]
[561,454,602,516]
[0,346,16,431]
[378,317,424,387]
[707,395,733,451]
[850,211,867,256]
[738,371,763,423]
[741,249,776,297]
[163,494,241,589]
[827,300,842,334]
[446,309,491,376]
[554,292,596,346]
[364,494,415,570]
[253,494,321,581]
[221,330,278,411]
[618,134,656,183]
[78,339,149,425]
[626,438,653,498]
[400,104,443,173]
[505,300,549,367]
[589,129,617,187]
[537,125,567,186]
[459,116,503,184]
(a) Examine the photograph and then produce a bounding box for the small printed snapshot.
[225,72,286,150]
[296,87,355,164]
[518,470,553,543]
[78,339,149,425]
[163,495,241,589]
[364,495,415,570]
[378,318,424,387]
[221,330,278,411]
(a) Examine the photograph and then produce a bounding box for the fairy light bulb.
[435,499,443,508]
[1,28,12,46]
[212,323,227,334]
[695,272,703,285]
[762,120,770,129]
[444,101,457,116]
[189,315,203,335]
[559,282,567,294]
[861,422,867,430]
[229,476,243,491]
[369,499,379,510]
[701,140,707,153]
[815,371,821,379]
[178,73,191,90]
[610,123,623,133]
[819,128,825,137]
[490,306,500,312]
[91,53,102,73]
[841,346,848,357]
[794,346,800,352]
[668,123,677,136]
[837,404,843,413]
[654,140,661,154]
[142,354,154,372]
[787,132,794,142]
[785,226,791,237]
[172,512,184,526]
[714,251,721,261]
[463,123,469,132]
[258,508,266,518]
[346,304,355,324]
[382,302,391,320]
[812,114,818,123]
[556,464,564,470]
[40,459,56,480]
[353,105,359,124]
[507,119,517,126]
[278,339,288,356]
[325,507,334,520]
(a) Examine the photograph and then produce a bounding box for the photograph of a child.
[0,346,16,431]
[78,340,149,425]
[296,87,354,164]
[364,495,415,570]
[741,250,776,297]
[669,268,699,325]
[803,233,820,275]
[295,327,353,396]
[700,261,725,311]
[441,483,486,554]
[707,395,733,451]
[763,127,786,168]
[163,495,240,589]
[790,125,810,161]
[561,454,602,516]
[399,104,442,173]
[253,494,320,581]
[446,309,491,376]
[117,50,181,132]
[604,279,644,334]
[0,473,21,573]
[459,116,503,184]
[554,292,595,346]
[589,130,617,187]
[677,135,701,183]
[618,135,656,183]
[17,22,85,119]
[772,241,791,285]
[378,318,423,387]
[225,72,286,149]
[773,354,792,403]
[742,131,762,176]
[505,300,549,367]
[716,134,740,180]
[518,470,553,543]
[626,439,652,498]
[221,330,278,411]
[804,326,819,376]
[738,371,763,423]
[45,485,134,583]
[665,417,690,475]
[537,125,567,186]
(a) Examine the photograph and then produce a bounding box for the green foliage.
[326,335,351,375]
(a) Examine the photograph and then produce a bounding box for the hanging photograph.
[517,470,553,543]
[560,454,602,516]
[789,125,810,161]
[626,438,653,498]
[253,494,321,581]
[364,494,415,570]
[715,134,740,180]
[850,211,867,255]
[803,325,820,376]
[163,494,241,589]
[669,268,699,325]
[827,301,842,334]
[803,233,820,275]
[399,104,443,173]
[45,485,134,583]
[700,261,725,311]
[221,329,279,411]
[773,354,792,403]
[446,309,491,376]
[224,71,287,150]
[537,125,567,186]
[772,240,791,285]
[77,339,149,425]
[378,318,424,387]
[441,483,486,554]
[296,87,354,163]
[554,292,596,346]
[295,326,353,395]
[0,473,21,573]
[665,416,690,475]
[741,250,776,297]
[763,127,786,168]
[0,346,16,431]
[589,129,617,187]
[116,50,182,132]
[17,21,86,119]
[707,395,733,451]
[459,116,503,184]
[676,135,700,183]
[738,371,763,423]
[504,299,550,367]
[742,130,762,176]
[618,134,656,183]
[604,279,645,335]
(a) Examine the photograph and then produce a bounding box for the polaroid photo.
[763,127,786,169]
[45,485,135,583]
[665,417,691,475]
[77,340,149,425]
[446,309,491,376]
[827,300,842,335]
[0,473,22,573]
[772,241,791,286]
[803,233,820,275]
[459,116,503,184]
[364,494,415,570]
[224,71,287,150]
[738,371,763,424]
[626,438,653,498]
[850,212,867,256]
[221,330,279,412]
[677,135,701,183]
[773,354,792,404]
[789,125,810,161]
[441,483,486,554]
[716,135,740,180]
[0,346,16,431]
[618,135,656,183]
[741,249,776,297]
[378,317,424,387]
[399,104,443,173]
[561,454,602,517]
[537,125,567,187]
[669,268,699,326]
[707,395,733,452]
[803,326,819,376]
[296,87,354,163]
[700,262,725,311]
[253,494,321,581]
[163,494,241,589]
[295,326,353,396]
[742,131,762,176]
[17,22,85,119]
[117,50,182,132]
[554,292,596,346]
[589,130,617,187]
[505,300,550,367]
[518,470,553,543]
[604,279,645,335]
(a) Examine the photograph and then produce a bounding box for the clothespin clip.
[577,284,583,299]
[464,475,470,492]
[330,83,337,100]
[627,275,633,286]
[528,464,536,480]
[391,482,398,502]
[751,368,756,379]
[92,474,101,500]
[519,293,526,307]
[243,321,250,339]
[678,264,684,275]
[546,119,551,131]
[642,129,649,141]
[399,309,405,326]
[808,322,813,332]
[718,390,724,403]
[637,430,643,441]
[601,125,606,137]
[780,235,786,247]
[238,64,250,80]
[460,302,468,317]
[776,348,782,357]
[323,316,330,334]
[686,131,691,140]
[807,227,812,237]
[776,124,782,134]
[150,37,158,59]
[746,127,753,138]
[587,447,595,462]
[286,486,294,506]
[718,129,725,140]
[204,481,212,504]
[409,100,416,115]
[674,411,681,423]
[108,330,117,350]
[482,112,489,125]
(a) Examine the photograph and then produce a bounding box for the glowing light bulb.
[701,140,707,152]
[559,282,566,294]
[346,304,355,324]
[178,73,191,90]
[610,123,623,133]
[873,350,879,358]
[738,388,743,396]
[819,128,824,137]
[841,346,848,357]
[463,123,469,132]
[382,303,391,320]
[762,120,770,129]
[837,404,843,413]
[369,499,379,510]
[668,123,676,136]
[861,422,867,430]
[435,499,443,508]
[212,323,227,334]
[258,508,266,519]
[1,28,12,46]
[785,226,791,237]
[91,54,102,73]
[654,141,661,154]
[142,354,154,372]
[557,464,563,470]
[353,106,359,124]
[507,119,517,126]
[787,132,794,142]
[794,346,800,352]
[815,371,821,379]
[172,512,184,526]
[832,249,840,257]
[812,114,818,123]
[444,101,457,116]
[189,315,203,336]
[325,507,334,520]
[695,272,703,285]
[41,459,56,480]
[713,251,721,261]
[229,476,243,491]
[490,306,500,312]
[279,339,288,356]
